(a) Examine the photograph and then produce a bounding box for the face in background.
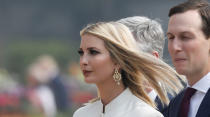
[167,10,210,84]
[78,34,116,85]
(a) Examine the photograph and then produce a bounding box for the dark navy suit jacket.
[163,88,210,117]
[48,75,69,111]
[155,93,173,113]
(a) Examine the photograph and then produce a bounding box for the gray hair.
[117,16,165,58]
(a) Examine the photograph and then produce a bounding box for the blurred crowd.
[0,55,97,117]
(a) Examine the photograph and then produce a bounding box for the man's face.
[167,10,210,84]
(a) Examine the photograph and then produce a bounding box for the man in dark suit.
[164,0,210,117]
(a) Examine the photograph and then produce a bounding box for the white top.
[73,88,163,117]
[36,85,57,117]
[188,72,210,117]
[148,89,157,101]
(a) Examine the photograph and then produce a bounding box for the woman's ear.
[114,64,120,70]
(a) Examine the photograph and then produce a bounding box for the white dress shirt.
[188,72,210,117]
[148,89,157,101]
[73,88,163,117]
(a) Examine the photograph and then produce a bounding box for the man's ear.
[152,51,160,58]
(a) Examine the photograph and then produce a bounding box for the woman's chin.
[84,78,95,84]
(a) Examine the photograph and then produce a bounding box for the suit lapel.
[196,88,210,117]
[163,89,186,117]
[174,90,186,117]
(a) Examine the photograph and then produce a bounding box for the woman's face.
[79,34,116,85]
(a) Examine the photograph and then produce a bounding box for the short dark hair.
[169,0,210,38]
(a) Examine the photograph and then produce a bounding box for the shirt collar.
[191,72,210,93]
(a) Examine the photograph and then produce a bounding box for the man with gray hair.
[117,16,169,112]
[117,16,165,58]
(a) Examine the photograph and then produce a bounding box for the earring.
[113,68,122,85]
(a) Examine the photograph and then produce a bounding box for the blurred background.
[0,0,207,117]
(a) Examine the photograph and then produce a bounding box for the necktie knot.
[184,87,196,100]
[179,87,196,117]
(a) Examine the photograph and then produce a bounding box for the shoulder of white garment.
[73,88,163,117]
[119,91,163,117]
[122,106,163,117]
[73,101,100,117]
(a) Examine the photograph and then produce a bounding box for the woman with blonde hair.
[73,22,184,117]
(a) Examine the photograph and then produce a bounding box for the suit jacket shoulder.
[164,88,210,117]
[163,89,186,117]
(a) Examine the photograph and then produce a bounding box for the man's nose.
[172,38,182,52]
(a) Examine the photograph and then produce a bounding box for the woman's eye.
[78,50,84,56]
[89,50,99,55]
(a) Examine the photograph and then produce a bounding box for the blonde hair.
[80,22,184,108]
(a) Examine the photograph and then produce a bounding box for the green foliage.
[3,38,80,82]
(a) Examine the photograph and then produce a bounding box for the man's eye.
[168,37,174,40]
[167,34,174,41]
[181,36,191,40]
[167,36,174,40]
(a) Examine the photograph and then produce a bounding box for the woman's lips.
[83,70,92,77]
